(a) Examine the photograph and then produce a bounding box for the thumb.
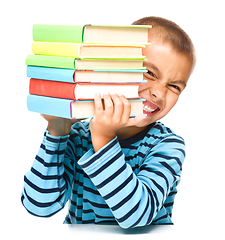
[126,114,147,127]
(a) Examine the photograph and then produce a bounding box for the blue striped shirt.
[21,119,185,229]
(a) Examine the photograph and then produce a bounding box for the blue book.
[27,66,147,83]
[27,66,74,83]
[27,95,144,119]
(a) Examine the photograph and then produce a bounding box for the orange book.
[29,78,141,101]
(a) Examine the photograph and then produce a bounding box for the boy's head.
[131,16,195,127]
[133,16,196,71]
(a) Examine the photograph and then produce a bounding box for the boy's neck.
[115,125,148,140]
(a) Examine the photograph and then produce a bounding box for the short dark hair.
[132,16,196,69]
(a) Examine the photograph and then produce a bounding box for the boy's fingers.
[111,93,123,120]
[119,95,131,123]
[94,93,103,113]
[103,93,114,118]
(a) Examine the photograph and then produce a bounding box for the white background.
[1,0,224,239]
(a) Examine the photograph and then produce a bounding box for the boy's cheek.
[138,82,150,91]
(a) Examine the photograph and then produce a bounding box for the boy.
[21,16,195,229]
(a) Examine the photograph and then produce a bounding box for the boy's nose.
[148,81,166,101]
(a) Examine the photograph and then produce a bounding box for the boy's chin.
[134,116,157,127]
[135,112,164,127]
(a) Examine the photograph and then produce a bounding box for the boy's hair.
[132,16,196,70]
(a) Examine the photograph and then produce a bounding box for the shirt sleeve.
[78,135,185,229]
[21,130,74,217]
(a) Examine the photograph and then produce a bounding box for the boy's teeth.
[143,105,156,113]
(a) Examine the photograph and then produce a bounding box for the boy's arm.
[78,134,185,229]
[21,116,78,217]
[84,93,184,228]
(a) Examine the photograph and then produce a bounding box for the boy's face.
[137,40,192,127]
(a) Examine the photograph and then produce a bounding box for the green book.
[33,24,152,44]
[26,55,75,69]
[26,55,146,70]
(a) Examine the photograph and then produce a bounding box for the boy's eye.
[169,84,181,92]
[147,70,155,77]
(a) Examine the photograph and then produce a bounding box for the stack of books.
[26,24,151,119]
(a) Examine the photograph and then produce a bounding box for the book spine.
[33,24,85,43]
[27,66,75,83]
[26,55,76,69]
[32,42,80,58]
[27,94,73,119]
[29,79,76,100]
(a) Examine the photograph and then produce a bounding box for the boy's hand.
[90,93,146,152]
[41,114,82,136]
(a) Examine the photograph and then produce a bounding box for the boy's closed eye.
[168,84,181,93]
[147,70,155,77]
[144,70,156,79]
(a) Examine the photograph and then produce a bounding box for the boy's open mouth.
[143,100,161,117]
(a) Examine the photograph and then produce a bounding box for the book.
[33,24,152,44]
[26,55,75,69]
[27,66,147,83]
[32,42,146,59]
[26,55,146,70]
[29,78,141,100]
[27,94,144,119]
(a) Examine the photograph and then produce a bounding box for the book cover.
[29,79,141,100]
[33,24,152,44]
[31,42,146,59]
[27,66,147,83]
[27,94,144,119]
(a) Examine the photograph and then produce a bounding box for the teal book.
[27,95,144,119]
[27,66,147,83]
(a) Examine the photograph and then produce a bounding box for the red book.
[29,78,141,100]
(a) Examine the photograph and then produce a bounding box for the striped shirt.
[21,119,185,229]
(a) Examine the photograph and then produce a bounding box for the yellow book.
[32,42,147,60]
